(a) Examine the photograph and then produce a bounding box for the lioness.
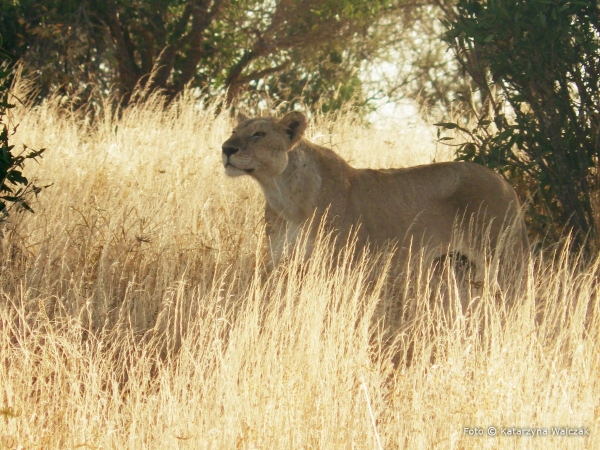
[222,111,528,270]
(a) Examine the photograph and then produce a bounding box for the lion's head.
[221,111,308,178]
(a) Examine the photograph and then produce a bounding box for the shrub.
[438,0,600,252]
[0,33,45,221]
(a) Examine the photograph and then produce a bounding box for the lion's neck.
[255,142,323,224]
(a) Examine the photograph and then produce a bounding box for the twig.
[361,377,383,450]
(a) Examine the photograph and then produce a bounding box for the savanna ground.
[0,81,598,449]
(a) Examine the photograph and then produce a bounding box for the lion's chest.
[260,173,322,225]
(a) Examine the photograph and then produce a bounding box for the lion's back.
[342,161,526,250]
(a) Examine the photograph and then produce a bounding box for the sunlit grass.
[0,82,598,448]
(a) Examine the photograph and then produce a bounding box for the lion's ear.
[278,111,307,145]
[236,111,250,124]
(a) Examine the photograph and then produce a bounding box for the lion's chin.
[225,165,253,177]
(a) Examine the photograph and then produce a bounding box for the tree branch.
[171,0,225,95]
[237,61,291,85]
[99,0,141,96]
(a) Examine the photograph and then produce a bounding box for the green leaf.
[20,202,33,213]
[1,195,20,202]
[7,171,28,185]
[434,122,459,130]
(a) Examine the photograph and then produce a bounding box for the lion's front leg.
[265,205,288,271]
[265,206,313,270]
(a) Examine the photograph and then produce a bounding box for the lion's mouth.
[225,162,254,174]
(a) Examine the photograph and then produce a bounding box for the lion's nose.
[222,146,239,157]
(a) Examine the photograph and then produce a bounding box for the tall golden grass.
[0,83,598,449]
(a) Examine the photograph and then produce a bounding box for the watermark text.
[463,426,589,438]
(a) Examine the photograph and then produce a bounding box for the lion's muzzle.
[222,144,254,174]
[222,144,239,169]
[222,145,239,158]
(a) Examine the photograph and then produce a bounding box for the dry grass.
[0,84,598,449]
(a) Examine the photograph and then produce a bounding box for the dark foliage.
[0,33,46,220]
[438,0,600,252]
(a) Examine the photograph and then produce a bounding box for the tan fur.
[222,111,529,269]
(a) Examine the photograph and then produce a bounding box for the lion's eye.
[252,131,266,138]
